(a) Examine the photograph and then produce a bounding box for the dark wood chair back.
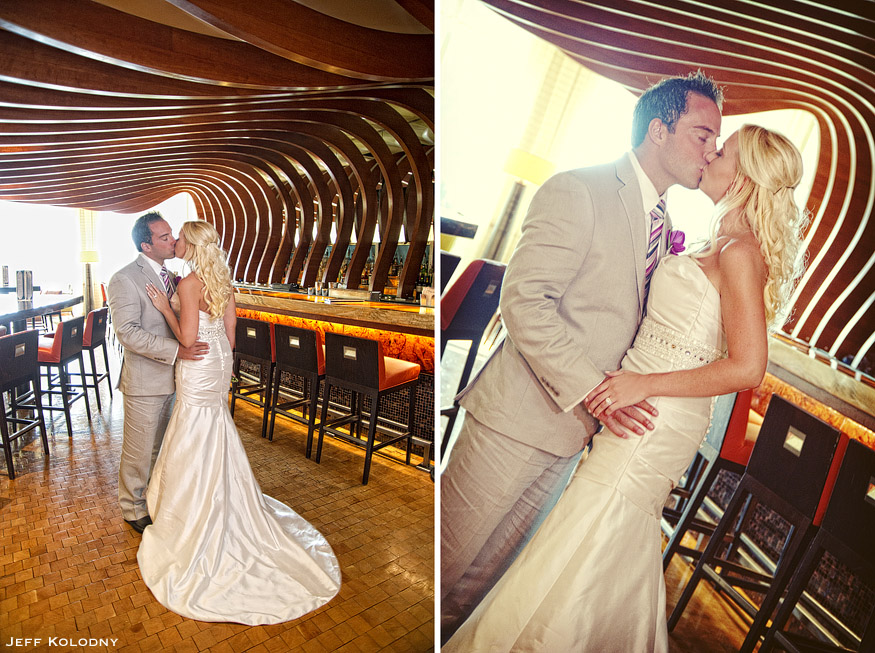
[440,251,461,294]
[0,330,39,391]
[274,324,322,374]
[235,318,274,362]
[83,308,108,348]
[821,439,875,562]
[324,332,380,390]
[58,316,85,362]
[746,394,842,518]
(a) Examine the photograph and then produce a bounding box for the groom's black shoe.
[125,515,152,533]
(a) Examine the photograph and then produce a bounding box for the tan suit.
[107,254,179,521]
[441,155,672,639]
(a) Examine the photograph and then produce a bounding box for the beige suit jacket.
[107,254,179,396]
[459,155,672,457]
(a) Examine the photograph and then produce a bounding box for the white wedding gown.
[137,307,341,625]
[445,255,726,652]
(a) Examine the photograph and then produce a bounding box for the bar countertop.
[233,288,434,338]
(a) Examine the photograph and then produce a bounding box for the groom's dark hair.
[631,71,723,147]
[132,211,165,252]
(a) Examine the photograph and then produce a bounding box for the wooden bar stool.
[315,332,420,485]
[760,438,875,652]
[439,259,506,457]
[662,389,754,570]
[37,315,91,436]
[0,330,49,479]
[78,308,112,411]
[230,317,275,439]
[667,395,845,652]
[269,324,325,456]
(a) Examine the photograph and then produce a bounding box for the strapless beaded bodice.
[625,255,725,375]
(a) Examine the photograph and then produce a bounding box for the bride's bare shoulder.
[178,273,204,290]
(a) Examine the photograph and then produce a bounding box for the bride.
[139,220,341,625]
[444,124,806,651]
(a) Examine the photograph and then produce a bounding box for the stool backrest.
[274,324,323,373]
[699,392,739,460]
[324,332,380,390]
[820,439,875,562]
[58,315,85,362]
[0,330,39,391]
[441,259,506,336]
[83,308,108,348]
[745,394,842,518]
[719,388,755,466]
[440,251,461,294]
[235,318,275,362]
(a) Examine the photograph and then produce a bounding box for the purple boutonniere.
[668,230,685,255]
[174,275,182,285]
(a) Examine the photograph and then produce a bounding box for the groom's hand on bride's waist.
[178,341,209,360]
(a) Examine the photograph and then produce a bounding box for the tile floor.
[0,352,434,652]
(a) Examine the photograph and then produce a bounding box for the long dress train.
[137,309,341,625]
[445,254,725,652]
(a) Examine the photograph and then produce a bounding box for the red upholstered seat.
[380,355,421,390]
[38,327,63,363]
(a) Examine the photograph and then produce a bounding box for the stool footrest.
[321,424,409,454]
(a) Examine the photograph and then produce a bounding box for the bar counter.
[234,287,435,373]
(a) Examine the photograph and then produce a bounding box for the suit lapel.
[615,155,647,313]
[136,254,163,293]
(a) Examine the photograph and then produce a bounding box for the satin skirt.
[445,386,713,652]
[137,316,341,625]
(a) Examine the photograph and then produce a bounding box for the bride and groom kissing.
[107,214,340,625]
[441,72,807,651]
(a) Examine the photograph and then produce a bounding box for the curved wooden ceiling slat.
[481,0,874,367]
[165,0,433,81]
[0,0,434,301]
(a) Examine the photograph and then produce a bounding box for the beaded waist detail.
[633,316,724,371]
[197,322,226,341]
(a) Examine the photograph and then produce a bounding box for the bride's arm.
[587,241,768,418]
[174,276,202,348]
[223,292,236,349]
[146,276,201,347]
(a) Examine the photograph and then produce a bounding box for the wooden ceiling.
[482,0,875,370]
[0,0,434,298]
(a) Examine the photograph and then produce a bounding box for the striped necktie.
[159,266,173,298]
[643,198,666,308]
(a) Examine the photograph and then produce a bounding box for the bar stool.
[760,438,875,652]
[38,315,91,436]
[269,324,325,456]
[662,389,754,570]
[315,332,420,485]
[80,308,112,411]
[230,317,275,439]
[439,259,506,457]
[0,330,49,479]
[440,250,461,294]
[667,395,845,652]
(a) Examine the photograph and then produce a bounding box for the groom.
[441,72,723,639]
[107,211,207,533]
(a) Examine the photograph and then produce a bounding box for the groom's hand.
[178,341,208,360]
[598,403,657,439]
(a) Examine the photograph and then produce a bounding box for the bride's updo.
[179,220,232,319]
[715,124,807,329]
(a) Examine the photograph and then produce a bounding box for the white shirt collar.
[139,253,165,276]
[628,151,664,218]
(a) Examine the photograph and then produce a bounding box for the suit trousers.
[118,392,174,521]
[440,413,582,642]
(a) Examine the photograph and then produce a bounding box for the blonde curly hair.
[701,124,808,330]
[179,220,232,319]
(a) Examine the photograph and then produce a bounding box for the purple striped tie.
[643,198,666,307]
[159,266,173,299]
